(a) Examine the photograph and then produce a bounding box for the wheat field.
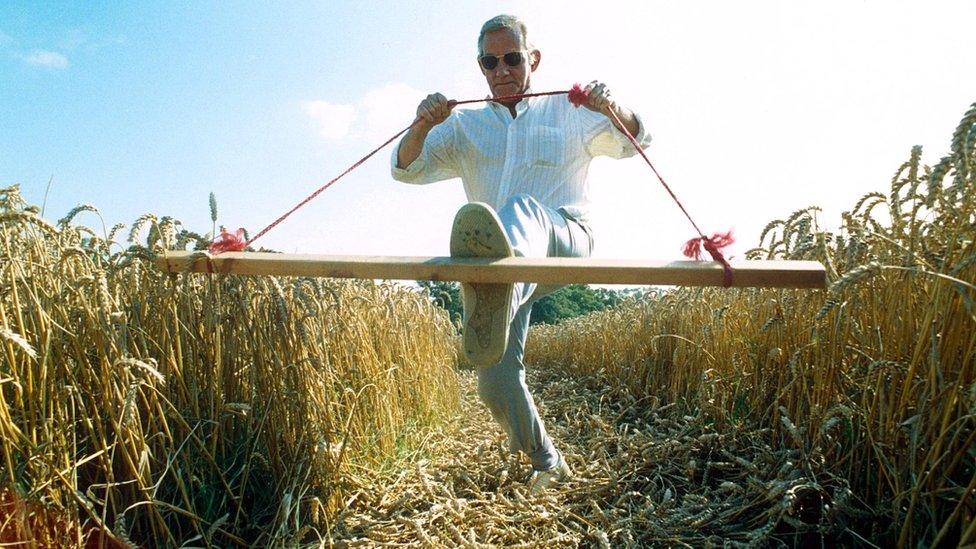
[1,103,974,547]
[528,103,976,544]
[0,189,459,546]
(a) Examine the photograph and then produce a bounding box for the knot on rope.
[683,231,735,287]
[568,83,589,107]
[209,228,247,253]
[682,231,734,260]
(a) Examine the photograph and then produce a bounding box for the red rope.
[210,83,734,287]
[452,88,583,106]
[229,120,419,252]
[602,105,735,286]
[211,88,587,255]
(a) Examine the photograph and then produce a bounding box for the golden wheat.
[527,103,976,545]
[0,185,460,546]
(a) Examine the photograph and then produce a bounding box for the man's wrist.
[396,124,433,169]
[412,121,437,138]
[606,104,626,121]
[606,104,639,136]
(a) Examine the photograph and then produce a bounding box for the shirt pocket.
[527,126,567,168]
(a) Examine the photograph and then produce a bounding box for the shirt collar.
[486,87,534,115]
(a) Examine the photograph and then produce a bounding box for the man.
[391,14,651,494]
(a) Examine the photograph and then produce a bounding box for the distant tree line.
[417,281,645,327]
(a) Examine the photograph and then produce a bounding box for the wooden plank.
[156,251,826,289]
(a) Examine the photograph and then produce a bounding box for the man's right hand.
[397,93,454,169]
[416,93,454,129]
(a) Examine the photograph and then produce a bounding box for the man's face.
[479,29,539,99]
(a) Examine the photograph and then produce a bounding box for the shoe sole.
[450,203,514,367]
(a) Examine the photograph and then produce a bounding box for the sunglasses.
[478,50,526,71]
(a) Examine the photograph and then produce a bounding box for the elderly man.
[391,14,651,493]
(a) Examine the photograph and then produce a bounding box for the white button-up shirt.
[390,93,651,225]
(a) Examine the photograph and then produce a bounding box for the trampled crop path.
[331,365,865,547]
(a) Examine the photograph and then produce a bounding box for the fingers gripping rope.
[209,83,734,287]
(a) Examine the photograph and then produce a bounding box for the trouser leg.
[476,194,592,471]
[477,301,553,464]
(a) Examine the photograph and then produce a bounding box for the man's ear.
[530,49,541,71]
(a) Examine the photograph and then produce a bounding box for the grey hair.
[477,14,533,54]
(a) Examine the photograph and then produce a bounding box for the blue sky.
[2,1,975,264]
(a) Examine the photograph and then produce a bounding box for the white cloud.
[303,82,424,143]
[358,83,425,142]
[302,100,356,139]
[24,50,68,68]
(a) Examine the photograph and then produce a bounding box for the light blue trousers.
[476,194,593,471]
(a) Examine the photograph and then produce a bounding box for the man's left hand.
[581,80,641,138]
[582,80,615,115]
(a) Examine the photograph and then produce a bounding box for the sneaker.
[528,451,572,495]
[450,203,514,367]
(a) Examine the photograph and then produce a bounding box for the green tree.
[530,284,619,325]
[419,281,636,328]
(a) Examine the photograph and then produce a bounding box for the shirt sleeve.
[579,107,652,159]
[390,117,461,184]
